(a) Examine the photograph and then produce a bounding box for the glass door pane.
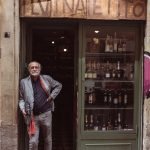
[84,26,136,132]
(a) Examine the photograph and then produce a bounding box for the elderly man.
[19,61,62,150]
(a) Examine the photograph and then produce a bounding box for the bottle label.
[89,94,93,104]
[105,73,110,78]
[94,126,99,131]
[114,98,118,104]
[117,73,121,78]
[92,73,97,78]
[102,127,106,131]
[104,96,107,103]
[88,73,93,78]
[85,73,88,78]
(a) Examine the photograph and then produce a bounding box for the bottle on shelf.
[89,114,94,130]
[116,61,124,79]
[88,93,93,104]
[84,114,89,130]
[105,34,110,52]
[92,60,97,79]
[123,122,129,130]
[129,64,134,80]
[118,39,123,52]
[123,89,128,108]
[118,90,122,107]
[109,36,114,52]
[108,90,112,107]
[105,61,111,79]
[92,37,99,52]
[102,116,107,131]
[88,89,96,105]
[114,119,118,130]
[101,65,105,79]
[113,32,118,52]
[112,65,116,79]
[94,115,100,131]
[117,113,122,130]
[103,89,108,105]
[87,60,93,79]
[122,37,127,52]
[102,122,107,131]
[107,119,113,130]
[113,90,118,108]
[96,61,101,79]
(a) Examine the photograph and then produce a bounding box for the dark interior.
[31,27,76,150]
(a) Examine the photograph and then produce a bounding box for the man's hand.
[47,96,53,103]
[22,109,27,117]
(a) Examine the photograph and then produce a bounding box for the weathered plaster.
[143,0,150,150]
[0,0,19,149]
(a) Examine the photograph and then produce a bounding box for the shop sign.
[20,0,146,20]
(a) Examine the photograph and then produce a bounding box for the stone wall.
[0,0,19,149]
[143,0,150,150]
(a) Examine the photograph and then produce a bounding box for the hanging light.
[94,30,100,34]
[63,48,67,52]
[51,41,55,44]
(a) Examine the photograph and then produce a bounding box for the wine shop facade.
[0,0,150,150]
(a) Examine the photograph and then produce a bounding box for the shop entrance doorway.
[19,20,78,150]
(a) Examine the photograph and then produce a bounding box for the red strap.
[28,117,36,137]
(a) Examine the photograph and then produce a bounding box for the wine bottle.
[113,32,118,52]
[129,64,134,80]
[105,34,110,52]
[112,68,116,79]
[87,61,93,79]
[104,90,108,105]
[122,37,127,52]
[108,90,112,107]
[94,116,100,131]
[107,120,113,130]
[92,60,97,79]
[113,91,118,108]
[105,61,111,79]
[123,89,128,108]
[88,91,95,105]
[88,93,93,104]
[116,61,124,79]
[123,122,129,130]
[117,113,122,130]
[102,123,106,131]
[84,114,89,130]
[118,39,122,52]
[109,36,113,52]
[114,119,118,130]
[96,61,101,79]
[118,91,122,107]
[89,114,94,130]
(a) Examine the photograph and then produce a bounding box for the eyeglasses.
[30,66,40,69]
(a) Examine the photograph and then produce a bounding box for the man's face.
[28,62,41,77]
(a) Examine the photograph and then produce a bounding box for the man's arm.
[47,76,62,100]
[19,80,26,115]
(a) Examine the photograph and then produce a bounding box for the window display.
[84,26,135,131]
